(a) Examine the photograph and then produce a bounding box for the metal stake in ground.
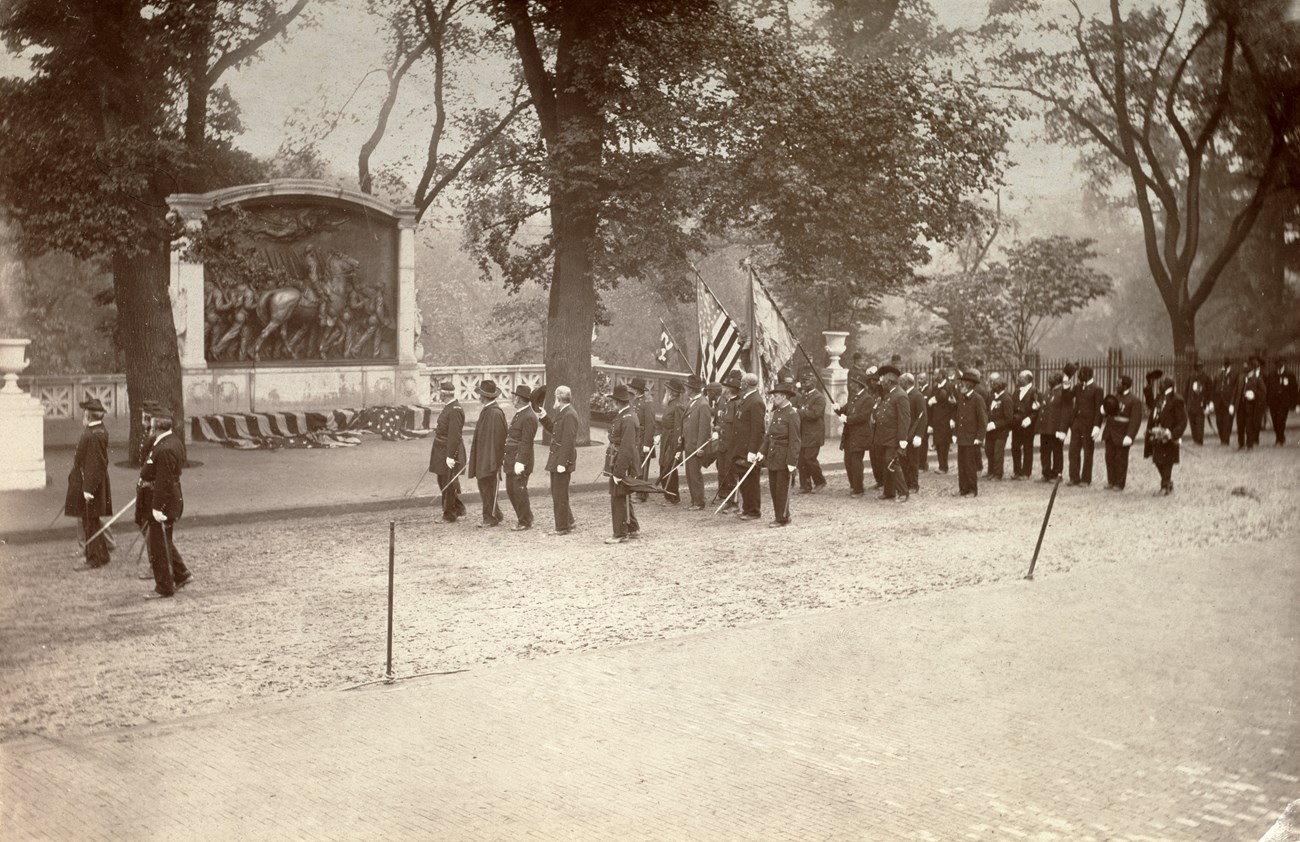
[385,519,396,684]
[1025,476,1062,581]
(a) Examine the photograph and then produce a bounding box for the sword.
[439,464,466,494]
[667,438,711,475]
[79,499,136,549]
[639,440,657,474]
[714,459,760,514]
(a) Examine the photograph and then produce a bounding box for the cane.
[1024,476,1062,581]
[714,459,760,514]
[79,499,137,549]
[439,464,467,494]
[639,440,657,474]
[667,438,712,475]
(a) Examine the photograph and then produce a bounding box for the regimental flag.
[696,275,741,383]
[656,325,674,366]
[749,267,800,382]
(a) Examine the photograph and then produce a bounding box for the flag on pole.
[655,325,674,365]
[749,266,800,381]
[695,274,742,383]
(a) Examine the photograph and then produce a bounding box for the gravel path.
[2,444,1297,740]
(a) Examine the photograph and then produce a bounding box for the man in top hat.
[872,365,911,501]
[544,385,579,535]
[795,369,827,494]
[1235,355,1268,450]
[1183,360,1213,445]
[984,373,1013,480]
[605,383,641,544]
[503,384,539,530]
[759,380,802,527]
[1067,364,1103,486]
[67,397,114,570]
[928,368,957,474]
[681,375,714,510]
[713,370,743,508]
[900,373,926,493]
[1267,358,1296,446]
[836,371,873,496]
[629,377,655,502]
[142,409,192,598]
[468,379,507,527]
[428,381,467,523]
[1102,375,1143,490]
[1037,371,1066,482]
[953,371,987,497]
[728,372,767,519]
[1212,357,1238,445]
[657,379,686,504]
[1144,376,1186,495]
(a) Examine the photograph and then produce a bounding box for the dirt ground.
[2,443,1298,740]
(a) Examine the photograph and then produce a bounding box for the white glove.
[986,422,995,432]
[911,436,921,447]
[1020,417,1031,428]
[556,465,566,474]
[754,451,765,462]
[1244,389,1255,401]
[1228,405,1235,416]
[926,426,933,434]
[152,509,166,523]
[445,457,455,470]
[951,435,957,444]
[746,452,758,463]
[927,397,937,406]
[642,445,651,453]
[898,440,907,450]
[974,439,983,446]
[1122,435,1133,446]
[1206,402,1214,413]
[1192,382,1201,392]
[83,491,93,501]
[1032,401,1040,411]
[710,431,719,441]
[514,462,525,476]
[1055,431,1066,442]
[1091,426,1102,442]
[830,403,840,413]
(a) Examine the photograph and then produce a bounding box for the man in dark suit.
[1183,361,1213,445]
[954,371,987,497]
[1010,371,1039,479]
[657,379,686,504]
[605,384,641,544]
[630,377,655,502]
[713,370,742,509]
[681,375,714,510]
[503,384,539,530]
[760,381,802,527]
[543,385,579,535]
[901,372,926,493]
[1267,359,1296,446]
[1068,364,1103,486]
[1212,357,1238,445]
[728,372,767,519]
[1103,375,1143,490]
[984,374,1013,480]
[915,372,933,471]
[795,369,827,493]
[1235,356,1268,450]
[143,411,191,598]
[67,397,113,570]
[468,379,507,527]
[928,369,957,474]
[836,373,872,496]
[1145,376,1187,495]
[428,381,467,523]
[1037,372,1065,481]
[1142,369,1163,418]
[872,365,911,502]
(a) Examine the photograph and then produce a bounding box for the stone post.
[167,197,209,371]
[394,205,422,404]
[822,330,850,438]
[0,338,47,490]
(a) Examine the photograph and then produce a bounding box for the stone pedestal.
[0,339,47,490]
[822,330,850,438]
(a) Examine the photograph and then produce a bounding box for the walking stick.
[403,468,429,500]
[1024,476,1062,581]
[79,499,136,549]
[639,440,657,474]
[667,438,711,474]
[714,459,760,514]
[46,502,65,530]
[439,464,467,494]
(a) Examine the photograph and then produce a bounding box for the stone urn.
[822,331,849,369]
[0,337,31,394]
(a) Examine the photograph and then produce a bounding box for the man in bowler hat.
[605,384,641,543]
[543,385,579,534]
[67,397,113,570]
[468,380,507,527]
[142,410,192,598]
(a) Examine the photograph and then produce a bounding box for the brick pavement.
[2,535,1296,841]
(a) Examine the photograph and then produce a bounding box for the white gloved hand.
[152,509,166,523]
[1122,435,1133,446]
[83,491,93,501]
[1244,389,1255,401]
[911,436,921,447]
[986,422,995,432]
[514,462,525,476]
[926,426,933,434]
[1206,402,1214,413]
[445,457,455,470]
[746,452,757,463]
[974,439,983,447]
[927,397,937,406]
[556,465,566,474]
[898,440,907,450]
[951,435,958,444]
[1192,382,1200,392]
[1020,417,1031,428]
[1228,405,1235,415]
[1091,426,1102,442]
[1055,431,1066,441]
[642,445,651,453]
[787,464,797,473]
[710,431,719,441]
[754,451,765,462]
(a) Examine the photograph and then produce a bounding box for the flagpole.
[749,263,838,406]
[745,260,762,393]
[659,318,697,376]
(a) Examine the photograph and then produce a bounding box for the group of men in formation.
[425,352,1296,543]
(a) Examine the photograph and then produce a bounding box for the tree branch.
[205,0,311,86]
[358,40,432,194]
[414,96,534,219]
[501,0,557,145]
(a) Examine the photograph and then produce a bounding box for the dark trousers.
[1040,435,1062,479]
[550,471,574,530]
[636,448,652,501]
[505,471,532,526]
[476,475,503,524]
[609,484,639,537]
[1153,456,1174,490]
[845,448,865,493]
[987,430,1009,478]
[81,515,110,567]
[434,471,465,521]
[869,445,886,487]
[797,444,824,490]
[957,444,979,495]
[685,456,706,507]
[1215,403,1233,444]
[147,520,189,596]
[1104,441,1131,488]
[918,428,930,470]
[881,445,908,498]
[1238,402,1262,448]
[1068,432,1095,484]
[715,453,735,503]
[904,443,920,491]
[933,426,951,472]
[658,459,680,504]
[1011,428,1035,476]
[768,466,793,523]
[1188,408,1205,445]
[1271,406,1289,444]
[738,459,762,515]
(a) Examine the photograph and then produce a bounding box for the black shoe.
[604,536,626,545]
[511,523,531,531]
[849,490,864,497]
[813,482,827,492]
[547,529,571,536]
[767,520,789,528]
[686,505,705,511]
[798,487,813,494]
[476,520,500,528]
[738,513,760,520]
[625,531,642,539]
[896,494,909,503]
[144,591,173,600]
[175,574,193,590]
[439,516,458,523]
[878,494,895,500]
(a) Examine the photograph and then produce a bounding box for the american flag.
[696,275,741,383]
[750,266,800,383]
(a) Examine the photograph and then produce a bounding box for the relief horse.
[250,250,357,360]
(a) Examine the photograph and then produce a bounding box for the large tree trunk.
[113,234,184,465]
[546,199,598,444]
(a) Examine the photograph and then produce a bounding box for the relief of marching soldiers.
[424,354,1295,543]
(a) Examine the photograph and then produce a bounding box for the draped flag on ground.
[696,274,741,383]
[749,265,801,383]
[190,405,435,450]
